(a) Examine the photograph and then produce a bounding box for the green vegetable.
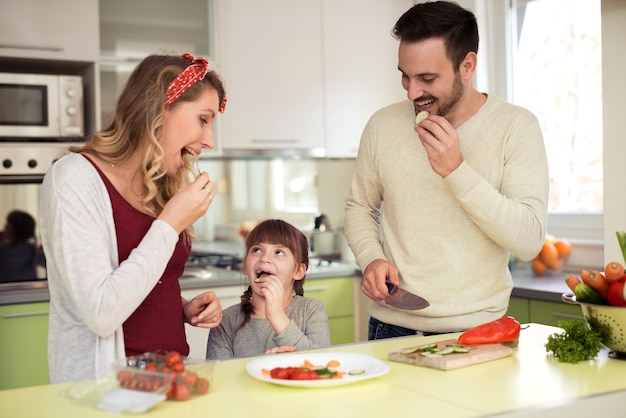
[545,320,604,363]
[616,231,626,265]
[573,282,606,304]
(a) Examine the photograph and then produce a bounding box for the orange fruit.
[531,257,548,274]
[539,242,559,269]
[554,239,572,256]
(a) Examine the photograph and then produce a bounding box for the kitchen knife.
[385,281,430,310]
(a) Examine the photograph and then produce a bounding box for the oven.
[0,142,77,284]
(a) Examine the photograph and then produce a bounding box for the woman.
[40,54,227,383]
[206,219,331,360]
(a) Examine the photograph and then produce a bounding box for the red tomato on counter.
[606,278,626,307]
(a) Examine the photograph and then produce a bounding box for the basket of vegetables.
[560,231,626,355]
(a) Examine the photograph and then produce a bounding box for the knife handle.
[385,281,398,295]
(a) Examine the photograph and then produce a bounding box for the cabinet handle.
[552,312,583,320]
[3,310,49,319]
[250,139,299,144]
[303,286,330,293]
[0,43,64,53]
[216,293,243,299]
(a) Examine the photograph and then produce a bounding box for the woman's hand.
[158,172,216,234]
[183,291,222,329]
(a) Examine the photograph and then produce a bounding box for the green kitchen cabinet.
[529,299,584,326]
[506,297,584,327]
[0,302,50,390]
[506,297,530,324]
[304,277,355,345]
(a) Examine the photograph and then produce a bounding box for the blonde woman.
[40,54,227,383]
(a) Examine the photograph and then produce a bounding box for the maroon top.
[84,155,191,356]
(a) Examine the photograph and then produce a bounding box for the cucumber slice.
[348,369,365,376]
[414,110,430,125]
[437,346,455,355]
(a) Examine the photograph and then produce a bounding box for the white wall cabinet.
[0,0,99,62]
[322,0,412,158]
[216,0,410,157]
[216,0,325,153]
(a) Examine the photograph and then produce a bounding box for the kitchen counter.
[0,266,570,306]
[2,324,626,417]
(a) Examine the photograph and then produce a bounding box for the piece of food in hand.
[414,110,430,125]
[457,316,521,345]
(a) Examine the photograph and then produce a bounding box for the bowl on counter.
[562,292,626,357]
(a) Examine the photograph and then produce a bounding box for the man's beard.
[436,71,464,117]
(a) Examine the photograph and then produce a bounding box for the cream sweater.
[40,153,179,383]
[345,95,549,332]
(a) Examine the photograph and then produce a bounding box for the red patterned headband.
[164,53,227,113]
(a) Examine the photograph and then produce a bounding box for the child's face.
[245,242,306,289]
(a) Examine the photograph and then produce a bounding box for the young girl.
[206,219,331,360]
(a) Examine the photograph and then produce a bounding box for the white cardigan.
[40,153,179,383]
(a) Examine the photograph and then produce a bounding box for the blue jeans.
[367,317,447,340]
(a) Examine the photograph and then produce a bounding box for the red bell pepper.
[457,316,521,345]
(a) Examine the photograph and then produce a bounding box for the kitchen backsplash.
[195,158,355,242]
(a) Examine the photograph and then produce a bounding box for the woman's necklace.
[110,163,145,202]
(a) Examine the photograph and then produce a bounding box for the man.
[344,1,548,340]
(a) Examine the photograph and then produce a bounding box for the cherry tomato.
[270,367,289,379]
[116,370,132,384]
[144,363,158,372]
[171,361,186,373]
[165,351,182,366]
[194,378,210,394]
[174,383,191,401]
[290,369,314,380]
[183,371,198,386]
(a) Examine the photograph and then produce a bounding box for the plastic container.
[61,353,215,413]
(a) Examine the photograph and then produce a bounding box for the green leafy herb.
[545,320,604,363]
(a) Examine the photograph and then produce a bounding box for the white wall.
[602,0,626,263]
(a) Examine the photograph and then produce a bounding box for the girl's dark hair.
[392,1,478,71]
[5,210,36,243]
[239,219,309,328]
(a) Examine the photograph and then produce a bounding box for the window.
[510,0,603,213]
[504,0,603,244]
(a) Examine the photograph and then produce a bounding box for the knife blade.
[385,281,430,310]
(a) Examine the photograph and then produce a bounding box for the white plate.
[246,352,390,388]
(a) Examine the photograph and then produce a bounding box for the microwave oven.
[0,72,84,139]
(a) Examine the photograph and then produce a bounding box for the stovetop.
[185,252,243,271]
[181,250,356,282]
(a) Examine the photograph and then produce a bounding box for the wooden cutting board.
[388,339,514,371]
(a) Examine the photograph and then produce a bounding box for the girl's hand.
[265,345,297,355]
[257,275,286,316]
[256,275,290,333]
[158,172,216,234]
[183,291,222,329]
